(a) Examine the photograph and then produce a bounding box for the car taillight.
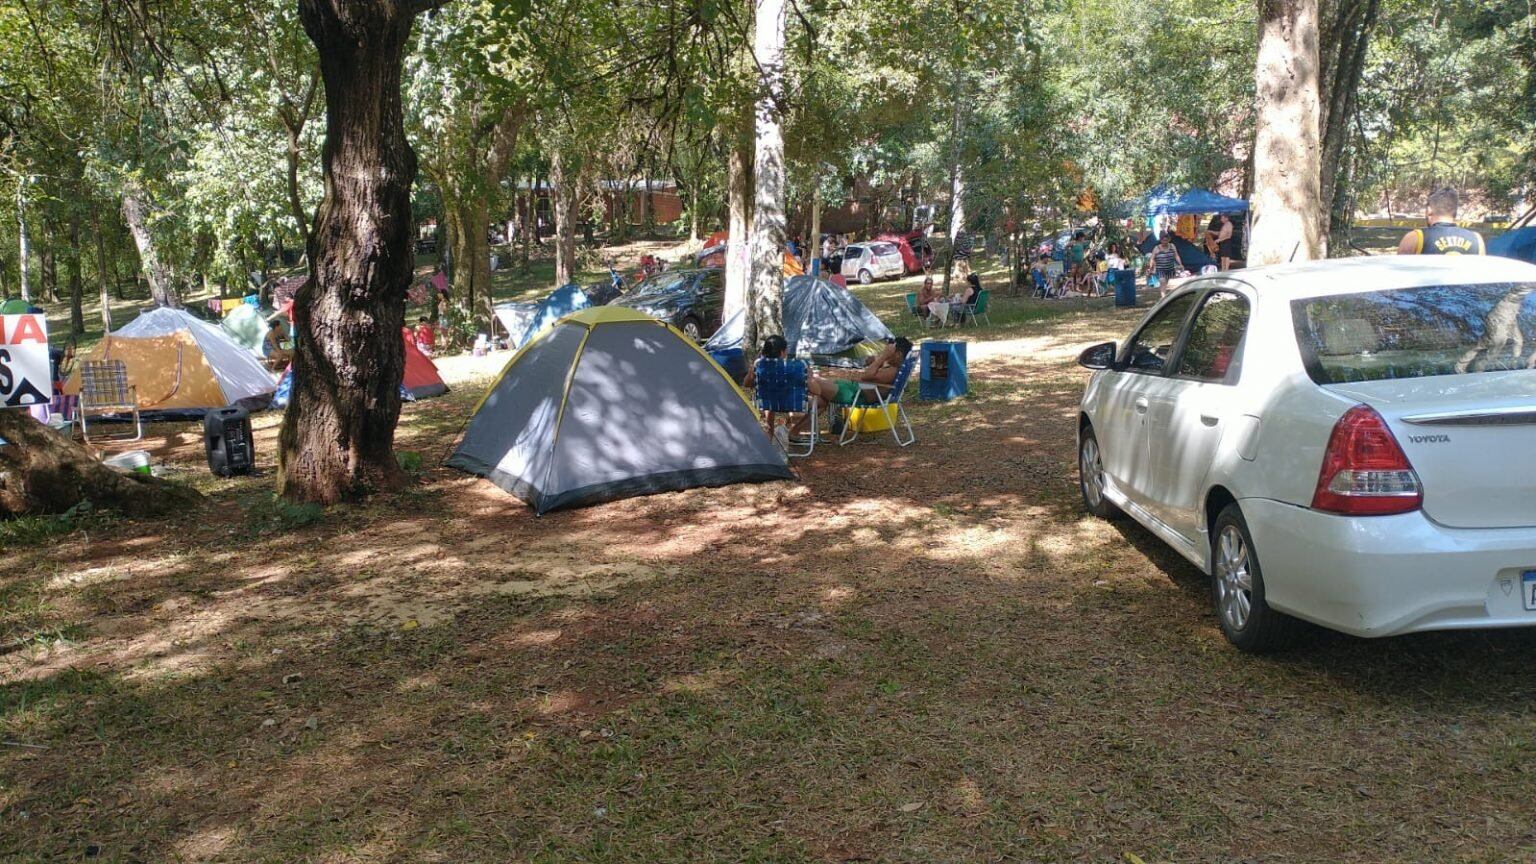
[1311,405,1422,515]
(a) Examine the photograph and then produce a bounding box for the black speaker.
[204,407,254,477]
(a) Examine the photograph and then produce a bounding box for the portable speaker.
[204,406,255,477]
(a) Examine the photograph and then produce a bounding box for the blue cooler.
[919,341,967,401]
[1112,269,1137,307]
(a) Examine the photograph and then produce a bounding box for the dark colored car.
[609,268,724,341]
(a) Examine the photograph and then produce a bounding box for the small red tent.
[401,329,448,399]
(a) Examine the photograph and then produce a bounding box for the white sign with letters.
[0,314,51,408]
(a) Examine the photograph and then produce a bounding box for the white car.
[840,242,905,284]
[1075,255,1536,652]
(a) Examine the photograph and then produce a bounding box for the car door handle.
[1133,398,1149,415]
[1200,414,1220,427]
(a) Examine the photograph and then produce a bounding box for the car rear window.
[871,243,897,255]
[1292,282,1536,384]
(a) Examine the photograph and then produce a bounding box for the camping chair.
[957,290,991,327]
[76,359,142,443]
[753,357,818,457]
[906,292,941,329]
[836,354,917,448]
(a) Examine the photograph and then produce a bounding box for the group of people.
[744,334,914,445]
[914,266,985,325]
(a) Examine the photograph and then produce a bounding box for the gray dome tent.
[705,275,893,357]
[448,306,793,514]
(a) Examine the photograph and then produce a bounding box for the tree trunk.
[1318,0,1379,252]
[17,179,31,303]
[0,411,202,517]
[121,182,179,307]
[285,122,312,241]
[1248,0,1326,265]
[281,0,426,505]
[723,137,753,323]
[93,211,112,332]
[68,214,84,336]
[942,74,968,294]
[448,195,491,314]
[744,0,788,357]
[39,224,57,303]
[808,186,822,273]
[550,148,577,286]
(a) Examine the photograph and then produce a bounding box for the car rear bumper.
[1241,498,1536,637]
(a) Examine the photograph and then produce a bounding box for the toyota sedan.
[1075,255,1536,651]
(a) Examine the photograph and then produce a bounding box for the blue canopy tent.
[1489,227,1536,264]
[1140,185,1250,217]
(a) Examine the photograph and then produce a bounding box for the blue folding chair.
[837,354,917,447]
[753,357,817,457]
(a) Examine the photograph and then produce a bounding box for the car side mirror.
[1078,341,1117,370]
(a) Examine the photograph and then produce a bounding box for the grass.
[4,252,1535,862]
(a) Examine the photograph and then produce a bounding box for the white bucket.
[103,450,152,476]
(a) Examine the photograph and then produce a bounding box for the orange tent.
[401,329,447,399]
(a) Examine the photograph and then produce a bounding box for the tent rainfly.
[448,306,793,514]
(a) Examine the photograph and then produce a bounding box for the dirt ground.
[5,276,1536,863]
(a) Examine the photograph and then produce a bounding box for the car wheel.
[680,316,703,341]
[1211,504,1302,653]
[1078,424,1119,519]
[858,269,873,285]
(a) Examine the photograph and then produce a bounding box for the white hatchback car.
[840,242,905,284]
[1075,255,1536,651]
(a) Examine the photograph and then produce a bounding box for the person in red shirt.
[413,316,437,357]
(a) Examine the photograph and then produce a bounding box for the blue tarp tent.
[1140,185,1249,217]
[511,283,591,349]
[1489,227,1536,264]
[1137,233,1218,272]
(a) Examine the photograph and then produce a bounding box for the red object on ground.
[401,327,447,398]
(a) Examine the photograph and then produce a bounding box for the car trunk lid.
[1329,371,1536,529]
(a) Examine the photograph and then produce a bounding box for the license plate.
[1525,571,1536,612]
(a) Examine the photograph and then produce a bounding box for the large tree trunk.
[445,193,491,313]
[281,0,427,504]
[723,138,753,323]
[1318,0,1379,255]
[0,411,201,517]
[68,214,84,336]
[550,148,577,286]
[93,211,112,332]
[1248,0,1326,265]
[120,182,179,307]
[743,0,788,356]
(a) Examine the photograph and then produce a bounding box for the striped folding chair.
[76,359,142,443]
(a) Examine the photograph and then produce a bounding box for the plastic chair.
[837,354,917,447]
[76,359,142,443]
[753,357,817,457]
[957,290,991,326]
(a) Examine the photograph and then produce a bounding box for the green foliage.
[0,500,100,550]
[395,451,424,474]
[240,494,325,535]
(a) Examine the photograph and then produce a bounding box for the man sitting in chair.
[809,336,912,409]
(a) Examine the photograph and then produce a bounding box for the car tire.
[1077,424,1120,519]
[858,269,873,285]
[1210,504,1303,653]
[680,316,703,341]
